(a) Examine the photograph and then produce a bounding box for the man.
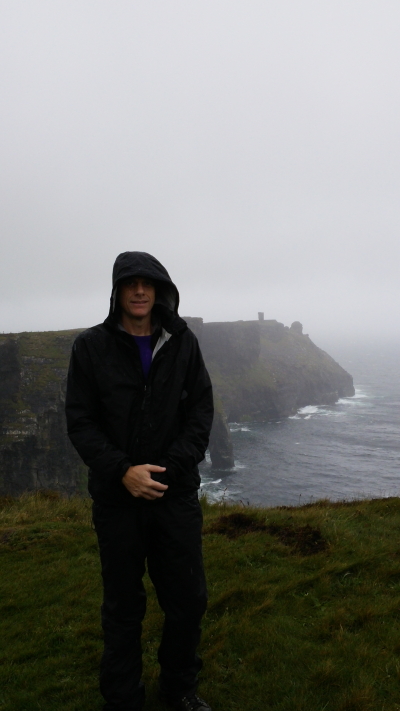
[65,251,214,711]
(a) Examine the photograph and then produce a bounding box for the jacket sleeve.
[65,336,131,482]
[155,337,214,483]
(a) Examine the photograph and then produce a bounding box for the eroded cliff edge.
[0,320,354,495]
[193,319,355,421]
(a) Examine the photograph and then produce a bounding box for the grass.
[2,493,400,710]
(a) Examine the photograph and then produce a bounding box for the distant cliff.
[0,320,354,496]
[191,319,355,421]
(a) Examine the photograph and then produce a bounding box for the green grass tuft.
[2,493,400,710]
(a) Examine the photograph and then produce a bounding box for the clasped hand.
[122,464,168,500]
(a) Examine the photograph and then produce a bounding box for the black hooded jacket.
[65,252,214,506]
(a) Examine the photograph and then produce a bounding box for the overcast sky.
[1,1,399,344]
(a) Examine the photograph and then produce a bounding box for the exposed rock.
[0,331,86,497]
[290,321,303,335]
[208,396,235,469]
[183,318,238,469]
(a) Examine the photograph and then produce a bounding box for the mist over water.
[200,340,400,506]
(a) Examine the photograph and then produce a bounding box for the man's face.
[118,277,156,320]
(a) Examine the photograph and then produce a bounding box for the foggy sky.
[1,1,399,344]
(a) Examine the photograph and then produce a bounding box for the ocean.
[199,340,400,507]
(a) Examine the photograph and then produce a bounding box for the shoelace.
[181,695,209,710]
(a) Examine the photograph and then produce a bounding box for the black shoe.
[163,694,211,711]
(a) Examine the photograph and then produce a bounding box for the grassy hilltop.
[2,493,400,711]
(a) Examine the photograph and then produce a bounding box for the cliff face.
[207,395,235,469]
[0,331,86,497]
[0,319,354,495]
[196,319,354,423]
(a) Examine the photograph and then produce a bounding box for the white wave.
[338,389,369,405]
[240,426,251,432]
[322,410,346,417]
[200,478,223,487]
[337,398,364,406]
[298,405,320,415]
[292,399,357,419]
[290,404,324,420]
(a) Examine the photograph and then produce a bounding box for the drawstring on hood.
[109,251,180,317]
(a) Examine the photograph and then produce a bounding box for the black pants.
[93,492,208,711]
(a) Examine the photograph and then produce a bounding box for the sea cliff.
[0,319,354,496]
[185,317,354,467]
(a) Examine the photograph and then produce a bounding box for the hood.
[110,251,180,316]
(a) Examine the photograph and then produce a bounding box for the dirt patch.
[266,523,327,555]
[35,489,61,501]
[0,528,17,545]
[205,513,328,555]
[0,496,15,509]
[205,512,267,539]
[278,499,363,510]
[0,527,53,549]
